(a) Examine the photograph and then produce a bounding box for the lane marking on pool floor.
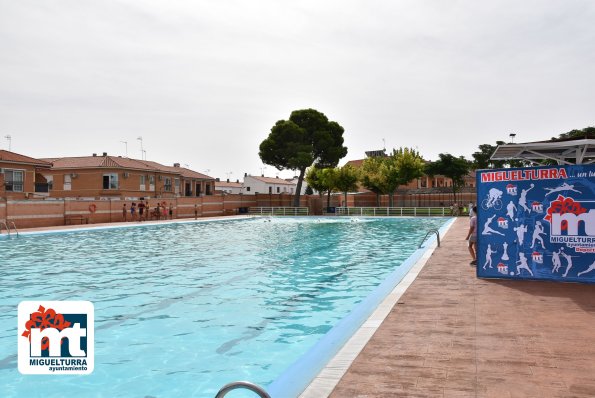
[298,219,456,398]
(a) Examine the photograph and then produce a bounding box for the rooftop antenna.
[142,149,147,160]
[509,133,516,143]
[120,141,128,157]
[4,135,12,151]
[260,166,267,175]
[225,171,233,180]
[204,169,211,175]
[137,136,144,159]
[183,163,189,168]
[382,138,386,151]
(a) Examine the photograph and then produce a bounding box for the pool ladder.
[418,228,440,248]
[0,221,19,237]
[215,381,271,398]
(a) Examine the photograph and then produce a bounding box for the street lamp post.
[120,141,128,157]
[509,133,516,143]
[137,136,144,159]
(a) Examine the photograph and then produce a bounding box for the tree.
[472,141,527,169]
[378,148,425,207]
[359,156,385,206]
[359,148,425,207]
[259,109,348,207]
[472,141,506,169]
[304,185,314,195]
[334,164,359,207]
[425,153,471,203]
[305,166,337,207]
[552,126,595,140]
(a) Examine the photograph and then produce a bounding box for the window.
[164,177,172,192]
[174,178,180,194]
[246,186,250,192]
[206,184,211,195]
[276,187,280,193]
[149,175,155,191]
[269,187,272,194]
[140,175,146,191]
[4,169,24,192]
[103,173,118,190]
[64,174,71,191]
[196,183,201,196]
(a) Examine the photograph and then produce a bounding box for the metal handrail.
[249,207,309,216]
[9,222,19,236]
[215,381,271,398]
[418,228,440,248]
[335,207,448,216]
[0,221,9,235]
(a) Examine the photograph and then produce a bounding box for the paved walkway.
[330,217,595,398]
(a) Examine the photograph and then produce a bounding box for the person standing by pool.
[465,206,478,265]
[169,203,173,219]
[122,203,127,222]
[131,202,136,221]
[138,201,145,222]
[156,202,161,220]
[145,200,150,221]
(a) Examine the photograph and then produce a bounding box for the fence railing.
[335,207,450,216]
[249,207,309,216]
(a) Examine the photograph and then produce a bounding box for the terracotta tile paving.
[330,218,595,398]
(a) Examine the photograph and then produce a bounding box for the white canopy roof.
[490,138,595,165]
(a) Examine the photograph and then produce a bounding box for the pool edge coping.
[291,217,457,398]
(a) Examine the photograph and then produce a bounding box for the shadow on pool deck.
[329,217,595,398]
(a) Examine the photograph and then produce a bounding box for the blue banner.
[476,165,595,284]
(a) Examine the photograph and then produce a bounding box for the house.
[215,179,244,194]
[0,150,52,199]
[136,161,215,197]
[41,153,214,199]
[242,175,296,195]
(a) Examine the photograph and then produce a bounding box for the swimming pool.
[0,217,450,397]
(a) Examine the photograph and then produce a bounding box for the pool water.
[0,217,448,397]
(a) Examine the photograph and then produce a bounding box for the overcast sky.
[1,0,594,180]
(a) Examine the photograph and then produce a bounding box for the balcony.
[35,183,50,193]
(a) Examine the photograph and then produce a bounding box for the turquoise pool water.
[0,217,449,397]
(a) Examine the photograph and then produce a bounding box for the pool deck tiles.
[327,217,595,398]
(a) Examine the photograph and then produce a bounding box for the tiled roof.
[44,156,155,171]
[0,150,51,167]
[247,175,296,185]
[345,159,364,168]
[136,160,214,180]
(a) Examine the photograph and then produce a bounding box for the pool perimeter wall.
[267,217,456,398]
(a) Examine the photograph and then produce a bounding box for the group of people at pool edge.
[121,200,174,222]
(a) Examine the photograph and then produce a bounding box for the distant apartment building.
[40,153,214,199]
[0,150,52,199]
[242,175,296,195]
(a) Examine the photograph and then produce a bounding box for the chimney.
[216,177,220,182]
[236,179,239,183]
[226,178,229,183]
[244,172,247,177]
[173,163,180,167]
[275,175,279,178]
[261,174,264,177]
[102,152,107,157]
[92,153,97,157]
